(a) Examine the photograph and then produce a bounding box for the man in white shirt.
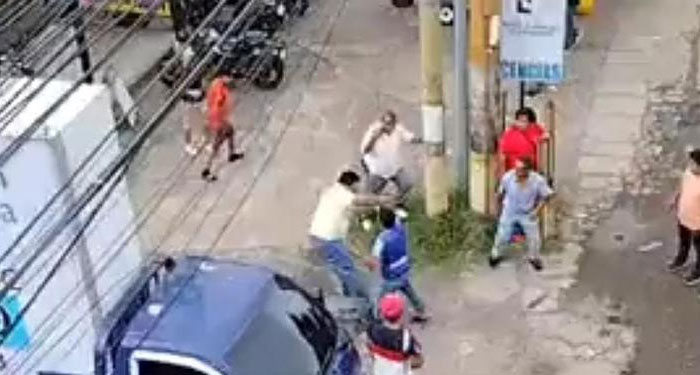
[309,170,395,299]
[361,111,421,206]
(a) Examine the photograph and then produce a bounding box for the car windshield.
[226,273,339,375]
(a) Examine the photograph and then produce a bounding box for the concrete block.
[590,94,647,116]
[605,50,650,65]
[561,362,619,375]
[580,140,635,158]
[595,81,647,97]
[599,64,650,88]
[578,156,628,176]
[585,114,642,142]
[579,175,622,190]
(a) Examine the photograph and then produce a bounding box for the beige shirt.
[309,183,356,241]
[678,168,700,230]
[361,122,415,178]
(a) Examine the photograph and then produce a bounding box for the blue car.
[94,256,362,375]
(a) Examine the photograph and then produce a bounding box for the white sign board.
[500,0,566,83]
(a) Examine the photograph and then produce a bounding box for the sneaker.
[684,272,700,287]
[573,27,584,49]
[201,168,217,182]
[528,258,544,272]
[228,152,244,163]
[361,219,373,232]
[184,144,197,156]
[488,255,504,269]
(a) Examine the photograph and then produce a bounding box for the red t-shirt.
[498,123,545,171]
[206,78,232,132]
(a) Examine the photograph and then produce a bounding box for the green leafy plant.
[349,191,496,269]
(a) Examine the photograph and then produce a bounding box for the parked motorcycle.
[212,29,286,90]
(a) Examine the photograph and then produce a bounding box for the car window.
[226,274,338,375]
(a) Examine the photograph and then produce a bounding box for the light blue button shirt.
[499,170,553,216]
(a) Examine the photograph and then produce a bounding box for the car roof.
[120,256,276,374]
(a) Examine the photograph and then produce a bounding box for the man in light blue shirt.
[489,157,554,271]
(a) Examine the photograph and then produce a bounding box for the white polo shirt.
[361,122,416,178]
[309,183,356,241]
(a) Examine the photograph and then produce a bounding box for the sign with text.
[500,0,566,83]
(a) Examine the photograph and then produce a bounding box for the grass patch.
[349,191,496,269]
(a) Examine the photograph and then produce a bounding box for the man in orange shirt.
[669,148,700,286]
[202,71,244,181]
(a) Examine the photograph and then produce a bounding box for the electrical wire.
[0,0,258,308]
[126,0,349,355]
[0,0,115,90]
[0,0,234,267]
[5,24,302,375]
[7,1,85,64]
[0,0,322,370]
[0,0,43,33]
[0,0,169,169]
[0,0,164,137]
[0,167,126,348]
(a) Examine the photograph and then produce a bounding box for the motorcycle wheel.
[298,0,309,16]
[254,57,284,90]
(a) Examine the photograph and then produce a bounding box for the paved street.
[109,0,700,373]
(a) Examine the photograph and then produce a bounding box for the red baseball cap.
[379,293,405,321]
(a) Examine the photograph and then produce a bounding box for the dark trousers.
[673,223,700,273]
[564,4,577,50]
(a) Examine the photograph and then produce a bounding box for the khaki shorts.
[183,102,207,140]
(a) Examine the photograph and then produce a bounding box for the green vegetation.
[349,191,496,269]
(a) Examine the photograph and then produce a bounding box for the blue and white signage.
[500,0,566,83]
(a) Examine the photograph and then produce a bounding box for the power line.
[5,26,303,374]
[0,0,258,307]
[0,168,126,349]
[0,0,233,266]
[0,0,169,168]
[0,0,161,135]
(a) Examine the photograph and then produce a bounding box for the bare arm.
[362,130,384,154]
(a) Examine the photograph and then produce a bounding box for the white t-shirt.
[309,183,356,241]
[361,122,416,178]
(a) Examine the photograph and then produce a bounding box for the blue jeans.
[377,277,426,316]
[310,236,369,300]
[491,212,541,259]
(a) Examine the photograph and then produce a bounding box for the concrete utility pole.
[419,0,448,217]
[453,0,469,206]
[468,0,497,213]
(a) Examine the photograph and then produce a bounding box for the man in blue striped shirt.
[368,207,428,322]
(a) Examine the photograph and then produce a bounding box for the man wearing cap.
[367,293,424,375]
[309,170,395,299]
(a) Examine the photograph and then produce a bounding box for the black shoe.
[684,271,700,287]
[201,169,217,182]
[228,152,244,162]
[528,258,544,272]
[488,255,504,269]
[667,259,686,273]
[411,313,430,324]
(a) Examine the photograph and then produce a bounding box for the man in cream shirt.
[309,170,394,300]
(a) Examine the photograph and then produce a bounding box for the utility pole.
[468,0,497,213]
[419,0,448,217]
[453,0,469,206]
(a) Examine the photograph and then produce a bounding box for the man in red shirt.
[201,72,244,181]
[498,107,548,175]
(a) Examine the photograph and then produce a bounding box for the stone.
[458,340,475,357]
[637,241,663,253]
